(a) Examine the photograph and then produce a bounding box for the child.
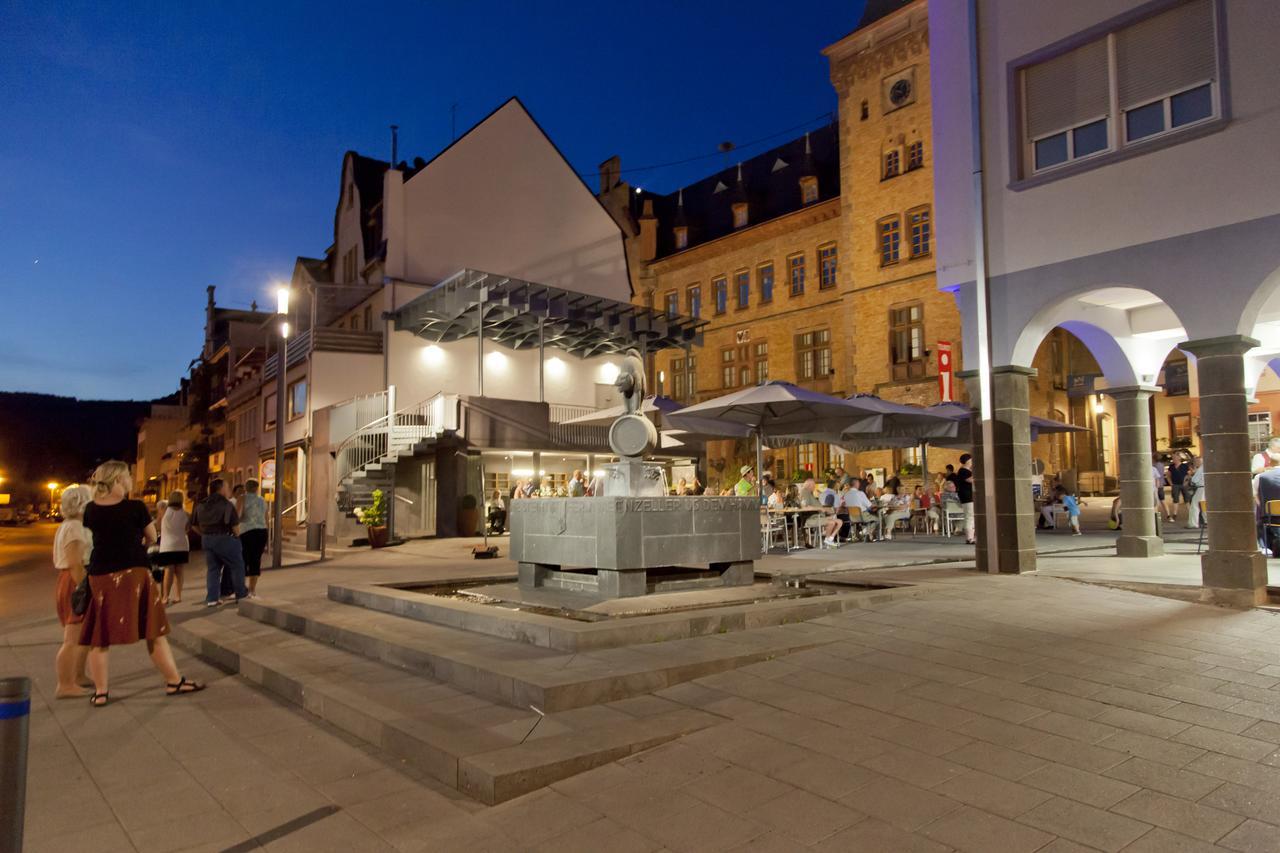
[1055,485,1082,535]
[52,484,93,697]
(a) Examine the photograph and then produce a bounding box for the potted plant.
[355,489,389,548]
[457,493,479,537]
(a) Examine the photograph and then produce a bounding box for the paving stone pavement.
[12,565,1280,851]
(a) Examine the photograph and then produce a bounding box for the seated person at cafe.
[881,486,912,540]
[842,479,881,540]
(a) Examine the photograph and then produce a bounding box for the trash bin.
[1,676,31,853]
[306,521,326,552]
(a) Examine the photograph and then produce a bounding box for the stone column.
[1181,335,1266,607]
[1104,386,1164,558]
[959,366,1038,573]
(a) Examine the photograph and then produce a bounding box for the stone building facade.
[599,0,1109,492]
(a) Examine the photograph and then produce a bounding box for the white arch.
[1008,286,1189,385]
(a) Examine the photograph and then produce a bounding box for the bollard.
[0,677,31,853]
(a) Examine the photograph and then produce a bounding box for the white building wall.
[386,99,631,302]
[930,0,1280,368]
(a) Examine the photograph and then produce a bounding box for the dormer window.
[674,226,688,250]
[732,203,748,229]
[799,176,819,205]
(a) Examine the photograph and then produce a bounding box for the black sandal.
[90,692,109,707]
[165,677,206,697]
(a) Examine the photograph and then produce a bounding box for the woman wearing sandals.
[155,490,190,604]
[80,461,204,706]
[52,484,93,698]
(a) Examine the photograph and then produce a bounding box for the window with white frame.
[1249,413,1271,454]
[1020,0,1220,177]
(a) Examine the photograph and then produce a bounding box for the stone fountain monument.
[509,350,760,598]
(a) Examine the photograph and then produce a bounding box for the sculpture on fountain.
[508,349,760,598]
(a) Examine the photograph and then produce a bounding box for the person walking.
[1168,451,1190,525]
[1186,456,1206,529]
[156,490,190,605]
[194,478,249,607]
[239,480,268,594]
[52,483,92,698]
[1153,454,1174,523]
[957,453,976,545]
[80,461,204,706]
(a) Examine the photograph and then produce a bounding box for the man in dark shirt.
[956,454,975,545]
[194,478,249,606]
[1257,468,1280,556]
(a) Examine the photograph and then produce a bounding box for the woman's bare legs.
[171,563,183,603]
[54,624,89,697]
[146,637,182,684]
[162,567,174,604]
[88,647,109,704]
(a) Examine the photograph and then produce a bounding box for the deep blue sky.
[1,0,864,400]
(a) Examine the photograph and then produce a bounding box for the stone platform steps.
[169,609,719,804]
[233,595,859,712]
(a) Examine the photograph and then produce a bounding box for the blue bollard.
[0,677,31,853]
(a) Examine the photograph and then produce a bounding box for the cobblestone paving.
[11,568,1280,851]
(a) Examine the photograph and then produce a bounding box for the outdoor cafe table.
[765,507,807,551]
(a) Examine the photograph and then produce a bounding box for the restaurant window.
[288,379,308,420]
[1249,413,1271,454]
[1019,0,1220,178]
[795,329,832,381]
[800,176,819,205]
[754,342,768,384]
[908,206,932,258]
[721,348,736,389]
[264,394,277,429]
[878,216,901,266]
[796,443,817,476]
[758,263,774,304]
[674,226,689,250]
[890,304,926,381]
[907,140,924,170]
[788,253,805,296]
[818,244,838,289]
[883,148,901,179]
[1169,413,1193,444]
[687,285,701,319]
[664,290,679,318]
[734,270,750,310]
[713,277,728,315]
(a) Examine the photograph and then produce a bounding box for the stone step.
[170,609,718,805]
[233,595,854,712]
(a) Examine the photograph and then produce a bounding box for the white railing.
[334,415,389,486]
[548,403,599,423]
[334,392,457,487]
[391,393,457,446]
[548,403,610,449]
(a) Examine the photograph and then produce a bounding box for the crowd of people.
[50,461,274,706]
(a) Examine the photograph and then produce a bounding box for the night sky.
[1,0,865,401]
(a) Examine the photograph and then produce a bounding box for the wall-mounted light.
[658,370,666,383]
[545,356,566,377]
[1093,394,1105,415]
[276,286,290,315]
[599,362,620,384]
[511,468,534,477]
[484,351,508,370]
[421,344,444,366]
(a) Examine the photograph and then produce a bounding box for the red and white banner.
[937,341,954,402]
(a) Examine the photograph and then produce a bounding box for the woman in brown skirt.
[80,461,204,707]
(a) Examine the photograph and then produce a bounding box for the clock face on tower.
[889,78,912,106]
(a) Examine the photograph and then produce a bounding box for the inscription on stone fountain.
[510,349,759,598]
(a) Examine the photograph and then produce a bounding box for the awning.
[391,269,705,357]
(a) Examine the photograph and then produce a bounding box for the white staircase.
[334,391,457,521]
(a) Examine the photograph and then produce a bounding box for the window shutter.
[1024,37,1110,139]
[1117,0,1216,109]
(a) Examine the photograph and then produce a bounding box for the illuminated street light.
[272,283,290,572]
[47,482,59,513]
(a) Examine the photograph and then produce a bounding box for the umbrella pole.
[756,430,765,506]
[921,443,930,492]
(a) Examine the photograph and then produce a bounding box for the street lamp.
[46,482,58,514]
[272,285,290,572]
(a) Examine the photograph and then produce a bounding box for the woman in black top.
[80,460,204,707]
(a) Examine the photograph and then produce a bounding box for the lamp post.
[272,286,289,571]
[46,482,58,515]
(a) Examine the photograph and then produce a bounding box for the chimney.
[598,156,621,195]
[637,198,657,262]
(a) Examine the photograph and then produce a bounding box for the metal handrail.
[334,392,457,488]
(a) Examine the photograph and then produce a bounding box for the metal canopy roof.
[391,269,705,357]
